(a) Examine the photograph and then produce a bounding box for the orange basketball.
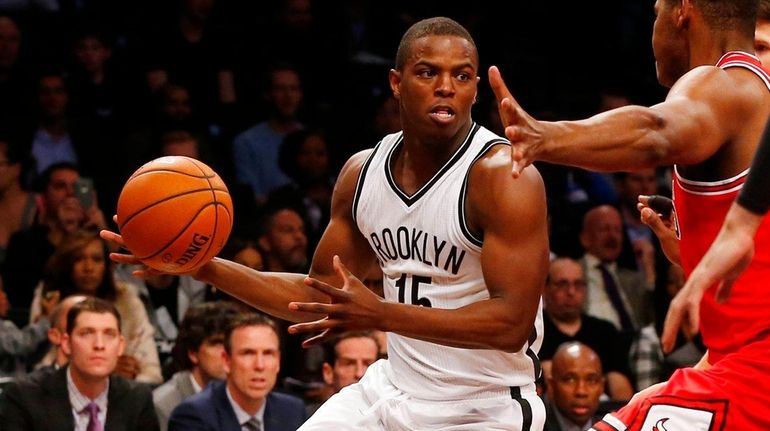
[117,156,233,274]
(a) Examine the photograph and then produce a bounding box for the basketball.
[116,156,234,274]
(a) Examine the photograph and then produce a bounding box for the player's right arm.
[488,65,762,176]
[103,150,379,323]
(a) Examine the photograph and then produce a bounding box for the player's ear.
[677,0,693,27]
[389,69,402,99]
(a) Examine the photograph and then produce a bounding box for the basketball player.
[104,17,549,430]
[489,0,770,430]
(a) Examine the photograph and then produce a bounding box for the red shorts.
[590,333,770,431]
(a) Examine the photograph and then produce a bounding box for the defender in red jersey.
[489,0,770,429]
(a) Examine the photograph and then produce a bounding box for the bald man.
[579,205,651,333]
[544,342,604,431]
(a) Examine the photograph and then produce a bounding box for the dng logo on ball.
[175,233,211,265]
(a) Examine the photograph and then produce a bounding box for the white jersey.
[353,123,544,401]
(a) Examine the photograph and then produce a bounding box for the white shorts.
[299,360,545,431]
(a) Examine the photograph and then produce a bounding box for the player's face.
[224,325,280,406]
[390,35,478,144]
[62,311,124,380]
[549,354,604,426]
[545,261,586,321]
[323,336,379,392]
[651,0,689,87]
[756,19,770,66]
[190,333,227,381]
[72,239,107,295]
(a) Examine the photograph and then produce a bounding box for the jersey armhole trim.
[352,140,384,224]
[458,139,510,247]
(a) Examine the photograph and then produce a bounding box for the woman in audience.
[29,229,163,384]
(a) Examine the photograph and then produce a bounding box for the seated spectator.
[30,230,162,384]
[306,331,379,416]
[540,257,634,401]
[232,63,304,205]
[2,162,107,325]
[269,128,335,251]
[0,286,58,377]
[168,313,306,431]
[544,342,605,431]
[0,297,160,430]
[0,135,36,267]
[154,301,241,431]
[34,294,88,371]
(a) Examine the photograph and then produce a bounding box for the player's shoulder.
[672,64,768,102]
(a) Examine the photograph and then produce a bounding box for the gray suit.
[153,371,198,431]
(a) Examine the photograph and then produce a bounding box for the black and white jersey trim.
[384,123,480,207]
[352,140,385,224]
[458,139,510,247]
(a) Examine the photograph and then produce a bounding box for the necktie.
[83,402,103,431]
[244,416,261,431]
[597,264,635,332]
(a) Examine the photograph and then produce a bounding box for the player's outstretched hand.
[100,215,164,278]
[661,203,758,353]
[288,255,385,348]
[488,65,543,179]
[637,195,681,265]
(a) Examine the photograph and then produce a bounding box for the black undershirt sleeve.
[737,118,770,215]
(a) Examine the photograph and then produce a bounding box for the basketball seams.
[119,156,233,273]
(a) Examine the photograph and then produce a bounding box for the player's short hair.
[66,297,121,335]
[676,0,758,34]
[224,312,281,354]
[395,17,477,71]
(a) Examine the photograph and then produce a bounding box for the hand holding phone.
[74,177,95,209]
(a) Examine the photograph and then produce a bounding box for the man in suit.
[153,301,242,431]
[543,342,604,431]
[169,313,306,431]
[578,205,652,333]
[0,297,159,430]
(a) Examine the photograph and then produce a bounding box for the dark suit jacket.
[0,366,160,431]
[543,396,601,431]
[168,381,306,431]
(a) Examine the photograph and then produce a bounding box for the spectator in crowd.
[233,63,303,205]
[306,331,379,416]
[269,128,335,250]
[544,342,605,431]
[0,284,58,376]
[0,297,160,430]
[540,257,634,401]
[756,0,770,65]
[154,301,242,431]
[34,293,88,371]
[579,205,652,333]
[0,135,36,266]
[0,15,29,124]
[2,162,107,325]
[257,205,308,274]
[30,230,162,384]
[168,313,306,431]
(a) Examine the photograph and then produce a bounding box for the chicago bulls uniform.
[591,52,770,431]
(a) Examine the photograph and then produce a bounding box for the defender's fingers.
[100,230,126,247]
[288,317,338,334]
[288,301,338,315]
[109,252,142,264]
[715,279,735,304]
[304,277,351,300]
[301,329,339,348]
[661,303,685,354]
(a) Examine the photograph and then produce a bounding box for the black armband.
[738,118,770,215]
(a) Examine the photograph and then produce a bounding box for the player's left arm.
[289,145,549,352]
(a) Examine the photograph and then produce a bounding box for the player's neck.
[689,28,755,67]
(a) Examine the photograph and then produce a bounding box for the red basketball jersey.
[673,51,770,362]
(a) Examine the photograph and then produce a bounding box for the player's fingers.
[109,252,141,264]
[288,301,337,315]
[301,329,340,348]
[685,300,700,340]
[488,66,513,104]
[304,277,351,300]
[100,229,126,247]
[333,255,354,283]
[288,317,338,334]
[640,207,673,235]
[661,302,684,354]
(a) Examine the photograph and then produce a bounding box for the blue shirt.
[31,128,78,173]
[232,121,301,199]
